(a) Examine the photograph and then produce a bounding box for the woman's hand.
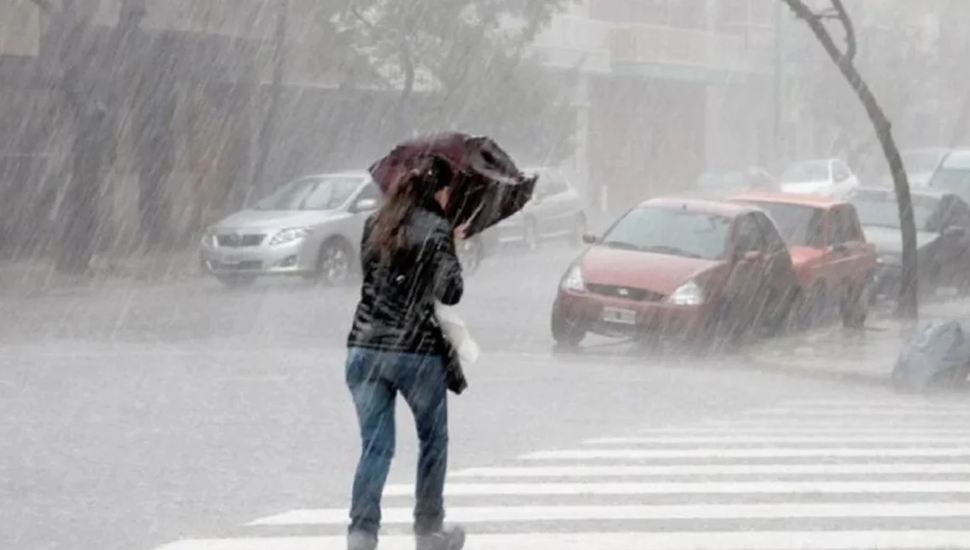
[454,221,471,243]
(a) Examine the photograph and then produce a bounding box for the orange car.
[728,192,877,328]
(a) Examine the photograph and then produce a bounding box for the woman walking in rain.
[345,154,466,550]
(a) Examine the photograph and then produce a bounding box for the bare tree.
[781,0,918,318]
[30,0,120,274]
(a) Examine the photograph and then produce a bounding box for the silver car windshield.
[850,191,938,231]
[254,176,364,211]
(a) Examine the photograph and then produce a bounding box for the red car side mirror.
[582,233,598,244]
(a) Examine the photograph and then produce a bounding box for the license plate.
[223,255,243,265]
[602,306,637,325]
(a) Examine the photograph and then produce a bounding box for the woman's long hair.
[369,155,455,265]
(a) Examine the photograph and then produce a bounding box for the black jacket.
[347,200,463,354]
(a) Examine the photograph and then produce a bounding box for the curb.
[0,254,202,296]
[745,349,890,388]
[741,321,899,388]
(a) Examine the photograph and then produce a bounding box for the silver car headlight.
[561,264,585,292]
[200,230,217,247]
[665,280,705,306]
[269,227,309,246]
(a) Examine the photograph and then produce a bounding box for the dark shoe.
[416,525,465,550]
[347,530,378,550]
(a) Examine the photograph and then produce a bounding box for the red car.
[728,192,877,327]
[551,197,801,347]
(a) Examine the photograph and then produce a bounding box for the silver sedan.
[200,171,490,287]
[200,172,381,287]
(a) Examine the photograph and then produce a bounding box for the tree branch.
[830,0,857,61]
[29,0,55,13]
[784,0,856,62]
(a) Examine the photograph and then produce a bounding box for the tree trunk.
[251,0,288,194]
[395,39,416,138]
[55,105,112,274]
[781,0,919,319]
[48,3,115,274]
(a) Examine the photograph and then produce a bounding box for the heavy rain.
[4,0,970,549]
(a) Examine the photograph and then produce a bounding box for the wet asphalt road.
[0,242,874,550]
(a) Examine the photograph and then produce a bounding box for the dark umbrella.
[368,131,538,238]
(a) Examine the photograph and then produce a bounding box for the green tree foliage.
[333,0,580,163]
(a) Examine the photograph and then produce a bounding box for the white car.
[928,149,970,203]
[780,158,858,196]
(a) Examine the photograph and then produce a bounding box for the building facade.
[529,0,779,222]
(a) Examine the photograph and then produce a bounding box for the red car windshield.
[600,206,732,261]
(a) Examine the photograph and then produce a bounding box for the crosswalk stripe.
[149,531,970,550]
[773,400,970,408]
[632,427,970,436]
[248,502,970,526]
[700,422,970,429]
[747,408,970,416]
[450,463,970,478]
[586,435,970,444]
[147,398,970,550]
[381,480,970,496]
[523,447,970,460]
[248,502,970,533]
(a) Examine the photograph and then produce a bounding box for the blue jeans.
[345,347,449,538]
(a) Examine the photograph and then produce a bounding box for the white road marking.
[522,447,970,460]
[147,397,970,550]
[149,531,970,550]
[585,435,970,445]
[701,421,970,429]
[746,408,970,417]
[382,480,970,496]
[632,428,970,436]
[450,463,970,478]
[778,400,970,408]
[249,502,970,526]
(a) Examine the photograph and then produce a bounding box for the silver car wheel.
[319,243,350,285]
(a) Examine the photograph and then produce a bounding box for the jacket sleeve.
[432,223,464,305]
[360,214,376,271]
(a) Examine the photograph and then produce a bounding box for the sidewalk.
[745,296,970,385]
[0,249,200,297]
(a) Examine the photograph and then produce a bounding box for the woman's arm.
[432,222,464,305]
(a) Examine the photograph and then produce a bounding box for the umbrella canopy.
[368,132,538,238]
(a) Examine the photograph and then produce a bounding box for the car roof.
[905,147,949,155]
[639,196,758,218]
[729,191,846,209]
[850,186,948,200]
[941,149,970,168]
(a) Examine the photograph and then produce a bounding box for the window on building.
[668,0,707,29]
[717,0,749,33]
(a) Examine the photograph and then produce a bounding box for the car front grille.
[210,260,263,271]
[216,234,265,247]
[587,284,665,302]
